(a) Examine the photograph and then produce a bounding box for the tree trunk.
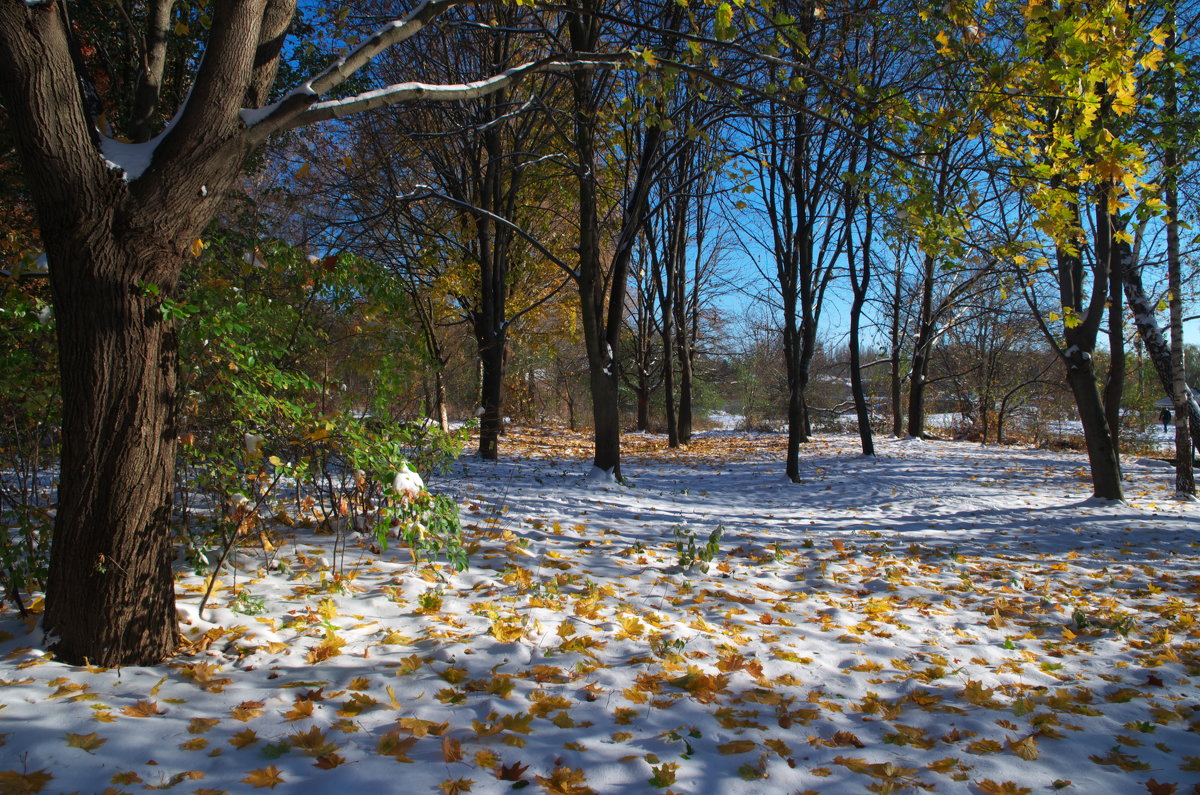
[890,258,904,437]
[1100,205,1124,463]
[1064,352,1123,500]
[1164,10,1196,495]
[44,240,181,666]
[907,252,936,437]
[477,334,505,459]
[1118,246,1200,456]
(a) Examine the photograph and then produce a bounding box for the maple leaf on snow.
[242,765,285,789]
[495,760,529,781]
[536,766,596,795]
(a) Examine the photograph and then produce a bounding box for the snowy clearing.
[1,428,1198,794]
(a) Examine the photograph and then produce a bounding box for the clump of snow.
[392,462,424,495]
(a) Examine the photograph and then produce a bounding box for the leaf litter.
[0,428,1197,793]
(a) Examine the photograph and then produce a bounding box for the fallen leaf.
[975,780,1031,795]
[229,729,259,749]
[377,729,418,762]
[442,735,463,763]
[121,700,163,718]
[65,732,107,752]
[495,760,529,781]
[536,766,595,795]
[0,769,53,794]
[718,740,757,755]
[232,700,265,722]
[242,765,285,789]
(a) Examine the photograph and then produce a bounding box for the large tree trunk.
[477,334,505,459]
[1064,352,1123,500]
[44,237,182,666]
[1100,205,1125,463]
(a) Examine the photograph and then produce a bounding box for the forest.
[1,0,1199,792]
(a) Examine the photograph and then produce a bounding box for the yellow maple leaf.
[536,766,595,795]
[377,729,418,761]
[1007,734,1040,760]
[439,779,474,795]
[187,717,220,734]
[976,780,1031,795]
[0,769,53,794]
[231,700,265,722]
[283,699,315,722]
[229,728,259,749]
[65,732,106,753]
[242,765,285,789]
[121,700,163,718]
[289,726,336,757]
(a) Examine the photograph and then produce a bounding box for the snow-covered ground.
[1,428,1197,793]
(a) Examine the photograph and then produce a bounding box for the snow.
[392,463,424,496]
[99,137,160,181]
[1,428,1198,793]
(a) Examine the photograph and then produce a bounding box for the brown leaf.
[314,753,347,770]
[438,779,473,795]
[495,761,529,781]
[831,730,865,748]
[717,740,757,755]
[121,700,163,718]
[975,781,1031,795]
[1144,780,1177,795]
[442,736,463,763]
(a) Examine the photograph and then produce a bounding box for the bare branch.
[280,58,604,130]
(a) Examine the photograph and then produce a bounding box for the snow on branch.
[307,0,461,96]
[282,58,615,130]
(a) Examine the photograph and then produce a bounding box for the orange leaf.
[441,736,463,763]
[241,765,285,789]
[314,753,347,770]
[121,700,163,718]
[976,781,1031,795]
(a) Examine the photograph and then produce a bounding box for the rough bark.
[1,0,545,665]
